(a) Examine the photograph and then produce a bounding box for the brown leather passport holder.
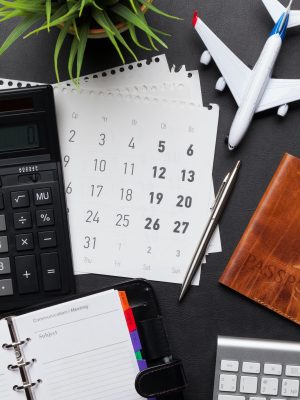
[220,153,300,325]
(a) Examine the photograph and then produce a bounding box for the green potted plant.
[0,0,179,82]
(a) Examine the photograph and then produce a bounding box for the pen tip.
[178,289,186,303]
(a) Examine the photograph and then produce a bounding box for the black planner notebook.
[0,279,187,400]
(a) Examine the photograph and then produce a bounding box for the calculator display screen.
[0,124,39,152]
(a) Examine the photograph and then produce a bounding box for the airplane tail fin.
[262,0,300,28]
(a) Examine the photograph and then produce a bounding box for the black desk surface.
[1,1,300,398]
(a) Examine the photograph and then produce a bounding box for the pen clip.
[210,173,230,211]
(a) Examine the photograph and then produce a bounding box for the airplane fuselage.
[228,34,282,149]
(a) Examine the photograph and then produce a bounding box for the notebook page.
[12,290,141,400]
[55,88,218,283]
[0,319,19,400]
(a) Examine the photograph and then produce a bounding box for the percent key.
[36,209,54,227]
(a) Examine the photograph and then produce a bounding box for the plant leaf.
[128,22,151,50]
[129,0,137,13]
[72,19,80,41]
[92,8,126,63]
[45,0,51,31]
[68,34,79,83]
[101,10,138,60]
[151,27,171,37]
[0,14,41,56]
[111,3,168,48]
[79,0,89,17]
[76,22,89,81]
[54,19,72,82]
[137,0,182,20]
[24,3,78,38]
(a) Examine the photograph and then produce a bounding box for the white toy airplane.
[193,0,300,150]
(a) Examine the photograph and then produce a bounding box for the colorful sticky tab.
[118,291,130,311]
[130,330,142,352]
[138,359,148,371]
[124,308,137,332]
[135,350,143,360]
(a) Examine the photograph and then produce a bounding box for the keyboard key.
[36,209,54,227]
[219,374,237,392]
[286,365,300,377]
[16,233,34,251]
[242,362,261,374]
[0,258,10,274]
[14,212,32,229]
[0,193,3,209]
[264,363,282,375]
[38,231,56,249]
[221,360,239,372]
[0,236,8,253]
[260,377,278,396]
[0,215,6,231]
[11,191,29,208]
[249,398,266,400]
[218,396,245,400]
[281,378,299,397]
[240,376,258,394]
[41,253,61,291]
[15,255,39,294]
[0,279,13,296]
[34,188,52,205]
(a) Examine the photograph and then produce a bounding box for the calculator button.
[34,188,52,205]
[36,209,54,227]
[15,255,39,294]
[16,233,34,251]
[0,258,10,274]
[0,193,3,210]
[11,191,30,208]
[0,236,8,253]
[264,363,282,375]
[38,231,56,249]
[14,212,32,229]
[0,215,6,232]
[221,360,239,372]
[41,253,61,291]
[0,279,13,296]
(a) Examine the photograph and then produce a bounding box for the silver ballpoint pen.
[178,160,241,302]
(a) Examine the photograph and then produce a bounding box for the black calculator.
[0,85,75,312]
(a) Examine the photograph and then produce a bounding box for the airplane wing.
[261,0,300,28]
[193,14,252,106]
[256,78,300,112]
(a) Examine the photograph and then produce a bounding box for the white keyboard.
[213,336,300,400]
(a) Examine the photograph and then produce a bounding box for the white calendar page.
[54,88,219,284]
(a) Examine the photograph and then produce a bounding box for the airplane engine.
[215,77,226,92]
[200,50,212,65]
[277,104,289,117]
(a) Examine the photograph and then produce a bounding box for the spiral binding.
[2,337,30,349]
[13,379,42,392]
[8,359,36,371]
[2,318,42,399]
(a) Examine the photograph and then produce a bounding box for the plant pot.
[64,3,151,39]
